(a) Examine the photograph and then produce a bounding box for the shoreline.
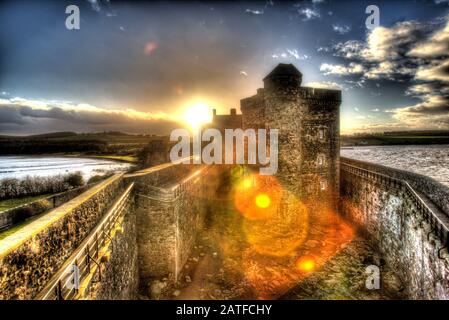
[0,153,138,164]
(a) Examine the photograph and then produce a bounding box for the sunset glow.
[183,102,212,130]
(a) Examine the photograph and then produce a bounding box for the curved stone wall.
[340,157,449,299]
[341,157,449,216]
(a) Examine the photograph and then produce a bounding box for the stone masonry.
[340,157,449,299]
[240,63,341,208]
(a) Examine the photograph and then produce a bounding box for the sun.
[183,102,212,131]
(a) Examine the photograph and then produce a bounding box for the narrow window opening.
[320,180,327,191]
[318,128,325,140]
[317,154,325,166]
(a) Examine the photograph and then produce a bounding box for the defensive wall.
[340,157,449,299]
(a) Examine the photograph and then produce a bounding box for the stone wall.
[0,174,125,299]
[0,160,210,300]
[340,158,449,299]
[341,156,449,217]
[0,184,96,231]
[240,89,265,130]
[83,195,138,300]
[134,165,207,290]
[211,108,243,133]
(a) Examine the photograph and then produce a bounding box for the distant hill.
[0,131,167,157]
[25,132,78,139]
[0,131,133,140]
[341,130,449,146]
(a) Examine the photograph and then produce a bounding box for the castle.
[2,64,449,301]
[213,63,341,207]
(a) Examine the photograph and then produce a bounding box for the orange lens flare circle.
[296,256,316,273]
[233,174,280,220]
[255,193,271,208]
[233,171,309,257]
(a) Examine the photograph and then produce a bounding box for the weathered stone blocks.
[340,158,449,299]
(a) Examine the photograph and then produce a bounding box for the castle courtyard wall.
[340,157,449,299]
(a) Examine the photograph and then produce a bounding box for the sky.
[0,0,448,135]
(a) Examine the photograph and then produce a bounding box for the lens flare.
[241,177,254,190]
[234,173,281,220]
[255,194,270,208]
[233,171,309,257]
[296,256,316,273]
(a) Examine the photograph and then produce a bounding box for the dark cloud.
[0,106,27,125]
[326,20,434,81]
[405,96,449,114]
[0,101,182,135]
[416,59,449,82]
[323,15,449,130]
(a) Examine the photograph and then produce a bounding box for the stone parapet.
[0,174,124,299]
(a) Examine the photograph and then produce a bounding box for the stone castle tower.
[240,63,341,207]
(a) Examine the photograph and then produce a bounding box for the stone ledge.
[0,174,123,259]
[341,156,449,217]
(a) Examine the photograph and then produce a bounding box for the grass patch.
[0,215,42,240]
[0,194,52,212]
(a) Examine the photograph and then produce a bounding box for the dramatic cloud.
[325,15,449,130]
[408,21,449,58]
[0,98,182,135]
[330,20,433,80]
[363,21,429,61]
[272,49,309,60]
[406,82,449,96]
[320,62,365,76]
[392,96,449,129]
[2,1,448,134]
[332,40,364,59]
[365,61,415,80]
[400,96,449,115]
[415,59,449,82]
[391,18,449,128]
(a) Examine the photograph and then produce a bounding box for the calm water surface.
[0,156,133,180]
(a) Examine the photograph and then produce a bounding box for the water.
[341,145,449,187]
[0,156,133,181]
